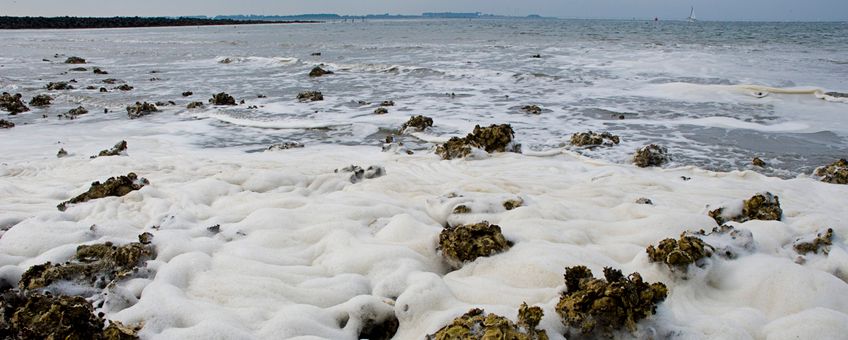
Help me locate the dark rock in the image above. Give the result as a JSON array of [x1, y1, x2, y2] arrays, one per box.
[[267, 142, 305, 151], [708, 192, 782, 225], [335, 165, 385, 184], [57, 148, 68, 158], [209, 92, 236, 105], [647, 235, 713, 273], [633, 144, 669, 167], [438, 221, 510, 268], [65, 106, 89, 118], [29, 94, 53, 107], [814, 159, 848, 184], [0, 92, 29, 114], [793, 228, 834, 255], [297, 91, 323, 102], [556, 266, 667, 337], [138, 232, 154, 245], [436, 124, 520, 160], [65, 56, 86, 64], [0, 291, 110, 340], [380, 100, 395, 107], [824, 92, 848, 98], [752, 157, 766, 167], [219, 58, 233, 64], [115, 84, 133, 91], [86, 85, 97, 90], [126, 102, 157, 119], [311, 52, 321, 56], [102, 78, 119, 84], [57, 172, 149, 211], [100, 87, 108, 93], [0, 119, 14, 129], [309, 66, 333, 77], [257, 94, 266, 98], [374, 107, 388, 115], [186, 101, 204, 109], [69, 67, 88, 71], [531, 54, 542, 58], [93, 67, 108, 74], [46, 81, 74, 90], [182, 91, 193, 97], [570, 131, 620, 147], [357, 309, 400, 340], [503, 198, 524, 211], [521, 105, 542, 114], [92, 140, 127, 158], [427, 305, 548, 340]]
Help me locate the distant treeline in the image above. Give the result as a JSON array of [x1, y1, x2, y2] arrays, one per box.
[[0, 16, 317, 29]]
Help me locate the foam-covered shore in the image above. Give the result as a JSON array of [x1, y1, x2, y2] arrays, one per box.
[[1, 119, 847, 339]]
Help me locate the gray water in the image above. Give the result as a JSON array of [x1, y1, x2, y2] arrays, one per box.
[[1, 19, 847, 177]]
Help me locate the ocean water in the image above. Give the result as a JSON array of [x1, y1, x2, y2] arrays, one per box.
[[2, 20, 848, 339]]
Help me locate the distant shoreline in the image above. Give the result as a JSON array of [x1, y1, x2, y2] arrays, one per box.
[[0, 16, 320, 30]]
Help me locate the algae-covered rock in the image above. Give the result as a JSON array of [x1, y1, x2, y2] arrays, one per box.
[[65, 106, 89, 118], [570, 131, 620, 147], [297, 91, 324, 102], [436, 124, 520, 160], [115, 84, 133, 91], [126, 102, 158, 119], [374, 107, 388, 115], [103, 321, 142, 340], [521, 105, 542, 115], [0, 119, 14, 129], [0, 93, 30, 114], [556, 266, 667, 337], [0, 291, 105, 339], [19, 241, 155, 291], [209, 92, 236, 105], [814, 159, 848, 185], [335, 165, 385, 184], [309, 66, 334, 77], [752, 157, 766, 167], [399, 115, 433, 133], [503, 198, 524, 211], [647, 235, 713, 272], [708, 192, 782, 225], [93, 140, 127, 158], [380, 100, 395, 107], [186, 101, 204, 109], [633, 144, 669, 167], [427, 305, 549, 340], [47, 81, 74, 90], [65, 56, 87, 64], [438, 221, 510, 267], [57, 172, 149, 211], [793, 228, 834, 255], [28, 94, 52, 107]]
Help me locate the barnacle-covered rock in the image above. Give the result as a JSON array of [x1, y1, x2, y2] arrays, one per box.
[[0, 93, 30, 114], [297, 91, 324, 102], [793, 228, 834, 255], [708, 192, 782, 225], [814, 159, 848, 184], [64, 106, 89, 118], [399, 115, 433, 132], [436, 124, 520, 160], [186, 101, 204, 109], [335, 165, 385, 184], [647, 235, 713, 272], [65, 56, 87, 64], [47, 81, 74, 90], [521, 105, 542, 115], [374, 107, 388, 115], [752, 157, 766, 167], [556, 266, 667, 337], [93, 67, 108, 75], [309, 66, 334, 77], [103, 321, 142, 340], [209, 92, 236, 105], [28, 94, 52, 107], [126, 102, 158, 119], [0, 291, 106, 339], [57, 172, 149, 211], [380, 100, 395, 107], [438, 221, 510, 267], [0, 119, 15, 129], [427, 305, 549, 340], [503, 198, 524, 211], [570, 131, 620, 147], [633, 144, 669, 167], [115, 84, 134, 91], [93, 140, 127, 158]]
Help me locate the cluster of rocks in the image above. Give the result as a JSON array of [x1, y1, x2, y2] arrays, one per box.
[[297, 91, 323, 102], [29, 94, 52, 107], [709, 192, 782, 225], [633, 144, 669, 167], [309, 66, 333, 77], [436, 124, 520, 160], [57, 172, 149, 211], [92, 140, 128, 158], [570, 131, 620, 147], [209, 92, 236, 105], [126, 102, 158, 119], [428, 304, 548, 340], [0, 92, 29, 114], [335, 165, 385, 184]]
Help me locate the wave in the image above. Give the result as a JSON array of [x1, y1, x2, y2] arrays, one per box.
[[203, 113, 344, 130]]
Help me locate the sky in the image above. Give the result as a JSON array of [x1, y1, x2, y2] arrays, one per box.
[[1, 0, 846, 21]]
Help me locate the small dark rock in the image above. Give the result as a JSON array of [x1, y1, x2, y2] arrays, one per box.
[[57, 172, 149, 211], [380, 100, 395, 107], [100, 87, 108, 92], [0, 92, 30, 114], [69, 67, 88, 72], [297, 91, 323, 102], [521, 105, 542, 114], [374, 107, 388, 115], [92, 140, 128, 158], [708, 192, 783, 225], [57, 148, 68, 158], [752, 157, 766, 167], [186, 101, 204, 109], [335, 165, 385, 183], [102, 78, 119, 84], [46, 81, 74, 90], [93, 67, 108, 74], [126, 102, 158, 119], [793, 228, 834, 255], [65, 106, 89, 118], [182, 91, 193, 97], [308, 66, 333, 77], [267, 142, 305, 151], [115, 84, 133, 91], [0, 119, 14, 129], [209, 92, 237, 105], [65, 56, 86, 64]]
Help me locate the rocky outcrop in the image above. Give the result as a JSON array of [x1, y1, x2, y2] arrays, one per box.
[[438, 221, 510, 268], [436, 124, 520, 160], [57, 172, 149, 211], [570, 131, 620, 147], [297, 91, 323, 102], [633, 144, 669, 167], [427, 304, 548, 340], [209, 92, 237, 105], [647, 235, 713, 273], [0, 93, 29, 114], [126, 102, 158, 119], [28, 94, 52, 107], [93, 140, 128, 158], [709, 192, 782, 225], [814, 159, 848, 184], [309, 66, 333, 77], [399, 115, 433, 132], [556, 266, 667, 337], [64, 56, 86, 64]]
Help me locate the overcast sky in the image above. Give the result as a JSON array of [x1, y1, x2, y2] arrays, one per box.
[[1, 0, 846, 21]]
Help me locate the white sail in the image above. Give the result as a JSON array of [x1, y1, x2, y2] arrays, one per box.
[[688, 6, 697, 22]]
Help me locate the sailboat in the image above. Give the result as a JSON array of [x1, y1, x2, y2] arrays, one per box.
[[688, 6, 697, 22]]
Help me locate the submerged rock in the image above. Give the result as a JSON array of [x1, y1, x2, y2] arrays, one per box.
[[102, 78, 120, 84], [427, 305, 549, 340], [503, 198, 524, 210], [380, 100, 395, 107], [399, 115, 433, 133], [0, 119, 14, 129], [647, 235, 713, 272], [65, 106, 89, 118], [46, 81, 74, 90], [436, 124, 520, 160], [814, 159, 848, 184], [335, 165, 385, 183], [570, 131, 620, 147], [182, 91, 193, 97], [69, 67, 88, 71], [633, 144, 669, 167], [438, 221, 510, 268], [267, 142, 305, 151], [824, 91, 848, 98], [556, 266, 667, 337], [93, 67, 108, 74], [0, 291, 122, 340], [521, 105, 542, 115], [709, 192, 782, 225], [65, 56, 87, 64], [793, 228, 834, 255], [186, 101, 204, 109], [126, 102, 158, 119], [0, 92, 29, 114], [309, 66, 334, 77], [374, 107, 388, 115], [92, 140, 128, 158], [57, 172, 149, 211], [115, 84, 133, 91], [752, 157, 766, 167], [57, 148, 68, 158], [209, 92, 237, 105], [297, 91, 324, 102], [28, 94, 53, 107]]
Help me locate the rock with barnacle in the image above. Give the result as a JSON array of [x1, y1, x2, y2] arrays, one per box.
[[571, 131, 620, 147], [436, 124, 520, 160], [427, 304, 548, 340], [438, 221, 510, 268], [633, 144, 669, 167], [399, 115, 433, 133], [297, 91, 324, 102], [647, 235, 713, 272], [57, 172, 149, 211], [708, 192, 782, 225], [0, 93, 30, 114], [126, 102, 158, 119], [814, 159, 848, 185]]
